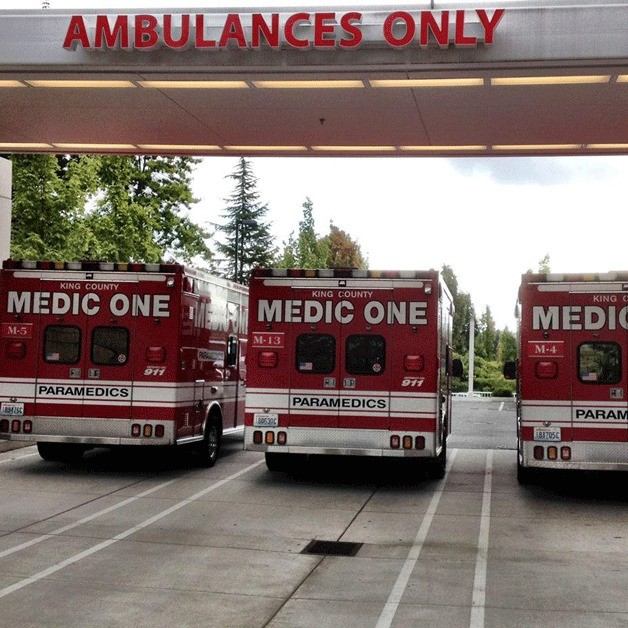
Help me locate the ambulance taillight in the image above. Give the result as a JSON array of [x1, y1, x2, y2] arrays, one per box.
[[6, 341, 26, 359], [258, 351, 278, 368], [146, 346, 166, 363], [404, 355, 424, 371], [535, 361, 558, 379]]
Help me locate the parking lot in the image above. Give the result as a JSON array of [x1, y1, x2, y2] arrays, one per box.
[[0, 397, 625, 627]]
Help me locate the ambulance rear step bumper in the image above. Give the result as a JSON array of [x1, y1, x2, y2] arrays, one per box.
[[245, 426, 440, 458], [0, 416, 176, 446], [520, 440, 628, 471]]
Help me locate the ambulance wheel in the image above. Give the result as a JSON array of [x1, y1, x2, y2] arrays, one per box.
[[265, 452, 291, 472], [37, 442, 85, 463], [517, 459, 537, 485], [199, 419, 221, 468], [427, 441, 447, 480]]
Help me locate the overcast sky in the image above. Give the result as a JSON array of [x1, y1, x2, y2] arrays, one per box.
[[4, 0, 627, 329]]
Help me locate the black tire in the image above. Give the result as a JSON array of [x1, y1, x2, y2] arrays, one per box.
[[426, 441, 447, 480], [198, 418, 221, 468], [37, 442, 85, 463], [517, 458, 537, 485], [265, 452, 293, 472]]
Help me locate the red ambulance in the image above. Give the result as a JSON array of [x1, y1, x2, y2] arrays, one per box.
[[505, 272, 628, 483], [0, 259, 247, 465], [244, 268, 463, 477]]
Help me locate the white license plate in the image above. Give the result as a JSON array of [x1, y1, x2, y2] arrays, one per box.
[[0, 402, 24, 417], [534, 427, 561, 442], [253, 413, 279, 427]]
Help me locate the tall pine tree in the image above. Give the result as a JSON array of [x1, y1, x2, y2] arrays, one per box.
[[214, 158, 275, 283], [278, 197, 328, 268]]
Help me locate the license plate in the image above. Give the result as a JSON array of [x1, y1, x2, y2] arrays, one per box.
[[253, 413, 278, 427], [0, 402, 24, 417], [534, 426, 561, 442]]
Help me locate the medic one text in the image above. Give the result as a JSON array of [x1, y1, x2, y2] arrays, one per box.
[[258, 299, 428, 325], [7, 291, 171, 317], [533, 305, 628, 331]]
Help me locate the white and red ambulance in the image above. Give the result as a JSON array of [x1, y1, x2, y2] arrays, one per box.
[[505, 272, 628, 483], [244, 268, 463, 476], [0, 259, 247, 464]]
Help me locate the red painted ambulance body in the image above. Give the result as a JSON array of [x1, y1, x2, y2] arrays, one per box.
[[0, 260, 247, 464], [512, 272, 628, 482], [244, 268, 461, 476]]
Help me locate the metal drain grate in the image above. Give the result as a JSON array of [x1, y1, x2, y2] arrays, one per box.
[[301, 540, 363, 557]]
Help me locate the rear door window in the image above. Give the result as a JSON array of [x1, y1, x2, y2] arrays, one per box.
[[578, 342, 621, 384], [345, 334, 386, 375], [43, 325, 81, 364], [91, 326, 129, 366], [296, 333, 336, 374]]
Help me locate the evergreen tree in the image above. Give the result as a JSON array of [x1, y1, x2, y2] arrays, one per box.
[[278, 197, 328, 268], [497, 328, 517, 363], [214, 158, 275, 284], [476, 305, 497, 360], [526, 254, 551, 274], [538, 254, 551, 273], [442, 264, 475, 354]]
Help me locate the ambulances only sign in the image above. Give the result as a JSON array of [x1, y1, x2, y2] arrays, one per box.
[[62, 9, 505, 51]]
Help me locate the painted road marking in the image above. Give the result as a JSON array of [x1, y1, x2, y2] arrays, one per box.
[[0, 479, 178, 560], [0, 459, 265, 599], [470, 450, 493, 628], [375, 449, 458, 628]]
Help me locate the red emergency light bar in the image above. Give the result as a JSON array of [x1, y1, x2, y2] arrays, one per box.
[[2, 259, 183, 273], [525, 271, 628, 283], [252, 268, 437, 279]]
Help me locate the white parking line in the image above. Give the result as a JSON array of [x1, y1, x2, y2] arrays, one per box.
[[0, 479, 178, 560], [470, 450, 494, 628], [498, 402, 504, 412], [0, 458, 264, 599], [0, 451, 39, 465], [375, 449, 458, 628]]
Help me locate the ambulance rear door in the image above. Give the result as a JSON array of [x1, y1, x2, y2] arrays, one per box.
[[520, 280, 573, 444], [569, 283, 628, 446], [336, 284, 393, 431], [287, 283, 343, 429], [35, 275, 138, 422]]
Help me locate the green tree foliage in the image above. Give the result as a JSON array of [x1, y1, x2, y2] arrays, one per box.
[[88, 155, 209, 263], [278, 197, 329, 268], [9, 153, 209, 263], [526, 253, 551, 274], [322, 222, 367, 269], [441, 264, 474, 354], [497, 328, 517, 363], [476, 305, 497, 360], [538, 253, 551, 273], [472, 355, 516, 397], [9, 154, 99, 259], [214, 158, 275, 284], [452, 354, 515, 397]]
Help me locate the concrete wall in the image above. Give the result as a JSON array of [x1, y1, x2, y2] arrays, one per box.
[[0, 157, 11, 263]]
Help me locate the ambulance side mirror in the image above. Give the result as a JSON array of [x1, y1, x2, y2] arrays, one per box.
[[503, 361, 517, 380], [451, 358, 464, 378], [226, 336, 238, 368]]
